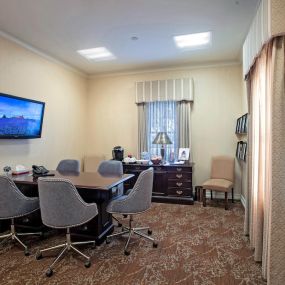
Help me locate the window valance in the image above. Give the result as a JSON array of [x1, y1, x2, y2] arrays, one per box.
[[243, 0, 270, 77], [135, 78, 194, 104]]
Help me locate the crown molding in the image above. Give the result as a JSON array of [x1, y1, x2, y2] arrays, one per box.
[[88, 60, 241, 79], [0, 30, 87, 78], [0, 30, 241, 80]]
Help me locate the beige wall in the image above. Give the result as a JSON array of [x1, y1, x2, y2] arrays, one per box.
[[0, 36, 244, 197], [0, 36, 87, 170], [86, 64, 243, 196]]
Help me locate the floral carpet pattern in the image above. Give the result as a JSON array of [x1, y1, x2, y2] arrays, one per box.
[[0, 202, 266, 285]]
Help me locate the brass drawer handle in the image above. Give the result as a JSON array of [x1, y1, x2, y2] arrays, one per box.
[[157, 167, 162, 171], [176, 190, 183, 195], [176, 174, 183, 179], [177, 168, 182, 172], [135, 167, 140, 170], [176, 182, 183, 187]]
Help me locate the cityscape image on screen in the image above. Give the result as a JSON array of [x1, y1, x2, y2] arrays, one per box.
[[0, 94, 45, 138]]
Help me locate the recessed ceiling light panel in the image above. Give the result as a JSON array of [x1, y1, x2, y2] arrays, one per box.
[[174, 32, 212, 49], [77, 47, 115, 61]]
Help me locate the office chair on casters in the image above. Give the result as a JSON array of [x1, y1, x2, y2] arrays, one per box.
[[36, 178, 98, 277], [97, 160, 124, 227], [106, 167, 158, 255], [56, 159, 80, 173], [0, 175, 42, 256]]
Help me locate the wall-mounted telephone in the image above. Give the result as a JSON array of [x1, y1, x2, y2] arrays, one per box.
[[32, 165, 49, 175]]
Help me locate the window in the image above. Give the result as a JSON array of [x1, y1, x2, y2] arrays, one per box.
[[147, 101, 177, 160]]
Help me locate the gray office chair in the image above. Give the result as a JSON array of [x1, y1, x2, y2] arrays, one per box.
[[106, 167, 158, 255], [0, 175, 41, 255], [36, 178, 98, 277], [98, 160, 124, 227], [56, 159, 80, 173]]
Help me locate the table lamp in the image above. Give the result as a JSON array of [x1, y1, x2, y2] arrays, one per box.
[[152, 132, 172, 161]]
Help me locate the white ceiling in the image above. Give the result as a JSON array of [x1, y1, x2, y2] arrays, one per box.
[[0, 0, 259, 75]]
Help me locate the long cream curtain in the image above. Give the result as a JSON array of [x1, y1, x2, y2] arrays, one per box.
[[269, 36, 285, 284], [138, 103, 148, 156], [245, 36, 285, 282], [177, 101, 191, 149]]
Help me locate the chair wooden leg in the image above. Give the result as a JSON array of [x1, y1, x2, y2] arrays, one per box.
[[210, 191, 213, 200], [225, 192, 229, 210], [203, 189, 206, 207], [232, 188, 234, 203]]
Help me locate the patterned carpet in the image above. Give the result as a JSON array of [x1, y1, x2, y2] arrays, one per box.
[[0, 202, 266, 285]]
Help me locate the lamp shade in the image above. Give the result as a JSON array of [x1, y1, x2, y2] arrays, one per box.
[[152, 132, 172, 145]]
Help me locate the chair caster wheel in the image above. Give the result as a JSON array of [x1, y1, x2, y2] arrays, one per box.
[[123, 215, 128, 218], [39, 233, 45, 240], [153, 242, 158, 248], [84, 260, 91, 268], [91, 242, 96, 249], [46, 268, 53, 277], [106, 239, 110, 244], [124, 250, 130, 256], [36, 252, 42, 260], [24, 249, 30, 256], [118, 223, 122, 227], [147, 229, 152, 235]]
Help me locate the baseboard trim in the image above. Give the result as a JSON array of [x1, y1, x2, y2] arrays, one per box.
[[240, 195, 246, 208]]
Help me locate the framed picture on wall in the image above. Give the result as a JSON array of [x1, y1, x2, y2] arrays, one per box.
[[240, 116, 244, 133], [178, 148, 190, 161], [242, 142, 247, 161], [235, 118, 240, 133], [244, 113, 248, 133], [235, 113, 248, 134], [236, 117, 242, 133], [236, 141, 247, 161], [236, 142, 240, 158]]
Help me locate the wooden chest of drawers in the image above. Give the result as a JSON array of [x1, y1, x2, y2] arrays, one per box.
[[123, 163, 194, 205]]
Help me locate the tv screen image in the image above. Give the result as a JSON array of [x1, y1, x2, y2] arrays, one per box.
[[0, 93, 45, 139]]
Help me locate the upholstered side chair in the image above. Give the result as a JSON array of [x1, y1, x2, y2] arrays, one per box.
[[56, 159, 80, 173], [106, 167, 158, 255], [202, 156, 235, 210], [36, 178, 98, 277], [0, 175, 41, 255]]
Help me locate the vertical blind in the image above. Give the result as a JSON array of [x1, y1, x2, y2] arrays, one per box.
[[147, 101, 177, 160]]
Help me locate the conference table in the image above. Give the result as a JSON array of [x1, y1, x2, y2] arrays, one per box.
[[10, 170, 134, 244]]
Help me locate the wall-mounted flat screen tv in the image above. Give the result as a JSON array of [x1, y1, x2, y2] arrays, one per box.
[[0, 93, 45, 139]]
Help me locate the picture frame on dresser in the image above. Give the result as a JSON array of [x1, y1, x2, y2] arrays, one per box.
[[178, 148, 190, 161]]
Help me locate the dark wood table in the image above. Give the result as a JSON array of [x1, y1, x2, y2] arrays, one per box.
[[9, 171, 134, 244]]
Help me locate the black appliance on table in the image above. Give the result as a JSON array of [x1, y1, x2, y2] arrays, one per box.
[[112, 146, 124, 161]]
